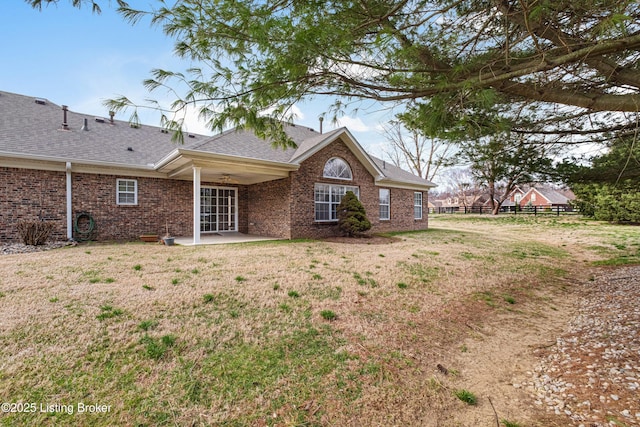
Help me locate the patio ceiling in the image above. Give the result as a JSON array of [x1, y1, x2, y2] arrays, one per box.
[[155, 149, 298, 185]]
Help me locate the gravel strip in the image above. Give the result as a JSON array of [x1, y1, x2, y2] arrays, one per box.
[[0, 241, 69, 255], [524, 265, 640, 426]]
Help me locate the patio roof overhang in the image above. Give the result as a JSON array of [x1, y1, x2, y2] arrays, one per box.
[[155, 149, 299, 185]]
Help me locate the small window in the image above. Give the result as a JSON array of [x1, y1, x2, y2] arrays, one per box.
[[379, 189, 390, 220], [323, 157, 352, 180], [531, 193, 537, 202], [414, 192, 423, 219], [117, 179, 137, 205]]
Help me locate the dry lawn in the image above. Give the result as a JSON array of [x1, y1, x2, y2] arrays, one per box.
[[0, 215, 638, 426]]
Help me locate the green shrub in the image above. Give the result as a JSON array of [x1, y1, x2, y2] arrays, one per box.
[[337, 191, 371, 237]]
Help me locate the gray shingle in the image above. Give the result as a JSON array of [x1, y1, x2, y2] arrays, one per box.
[[0, 90, 203, 166], [370, 156, 436, 187]]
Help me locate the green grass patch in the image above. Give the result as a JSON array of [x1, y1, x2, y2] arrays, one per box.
[[140, 334, 177, 360], [138, 320, 158, 331], [508, 242, 568, 259], [320, 310, 337, 321], [398, 262, 440, 286], [592, 253, 640, 266], [288, 290, 300, 298], [353, 272, 377, 287], [454, 389, 477, 405], [96, 305, 124, 321]]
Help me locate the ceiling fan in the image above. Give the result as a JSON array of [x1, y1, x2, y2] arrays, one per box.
[[220, 173, 241, 184]]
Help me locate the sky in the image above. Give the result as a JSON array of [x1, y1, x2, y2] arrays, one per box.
[[0, 0, 395, 158]]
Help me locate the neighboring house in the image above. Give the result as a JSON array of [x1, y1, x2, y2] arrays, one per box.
[[520, 186, 575, 209], [0, 90, 435, 243], [499, 186, 526, 211], [430, 194, 487, 213]]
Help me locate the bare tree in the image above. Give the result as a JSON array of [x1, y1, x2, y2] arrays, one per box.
[[381, 120, 454, 182], [445, 168, 485, 210]]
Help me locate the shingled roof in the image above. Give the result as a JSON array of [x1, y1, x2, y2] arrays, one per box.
[[0, 90, 435, 189], [0, 90, 204, 167]]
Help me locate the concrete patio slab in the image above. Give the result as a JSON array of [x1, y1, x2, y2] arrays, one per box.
[[173, 232, 280, 246]]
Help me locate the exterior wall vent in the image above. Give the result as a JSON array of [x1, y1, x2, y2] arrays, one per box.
[[35, 98, 46, 105]]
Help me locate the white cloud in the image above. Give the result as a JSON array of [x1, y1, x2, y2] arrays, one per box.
[[336, 116, 370, 132]]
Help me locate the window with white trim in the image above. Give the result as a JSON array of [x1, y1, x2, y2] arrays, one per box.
[[117, 179, 138, 205], [315, 184, 359, 221], [379, 188, 390, 220], [414, 192, 423, 219], [323, 157, 353, 180]]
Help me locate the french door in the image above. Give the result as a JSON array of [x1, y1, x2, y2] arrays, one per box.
[[200, 187, 237, 232]]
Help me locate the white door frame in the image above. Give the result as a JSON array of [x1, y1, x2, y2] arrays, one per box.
[[200, 185, 238, 233]]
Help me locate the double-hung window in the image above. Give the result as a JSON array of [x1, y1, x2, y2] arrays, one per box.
[[315, 184, 359, 221], [379, 189, 390, 220], [117, 179, 138, 206], [414, 192, 423, 219]]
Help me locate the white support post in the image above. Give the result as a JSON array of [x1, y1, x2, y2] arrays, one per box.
[[193, 167, 201, 244], [66, 162, 73, 240]]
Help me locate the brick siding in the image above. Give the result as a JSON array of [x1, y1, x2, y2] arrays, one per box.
[[0, 167, 67, 241], [247, 177, 292, 239], [71, 173, 193, 241], [1, 138, 429, 242], [288, 137, 428, 239]]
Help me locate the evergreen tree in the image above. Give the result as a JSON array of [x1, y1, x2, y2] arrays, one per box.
[[337, 191, 371, 237], [560, 138, 640, 223]]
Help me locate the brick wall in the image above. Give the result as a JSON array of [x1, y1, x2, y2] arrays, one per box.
[[71, 173, 193, 241], [288, 138, 428, 239], [374, 187, 429, 233], [0, 167, 67, 242], [247, 177, 292, 239]]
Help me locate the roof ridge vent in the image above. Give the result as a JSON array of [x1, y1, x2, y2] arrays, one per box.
[[95, 117, 105, 123]]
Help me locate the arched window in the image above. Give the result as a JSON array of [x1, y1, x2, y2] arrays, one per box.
[[323, 157, 352, 180]]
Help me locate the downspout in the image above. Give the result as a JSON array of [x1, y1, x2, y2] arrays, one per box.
[[66, 162, 73, 240]]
